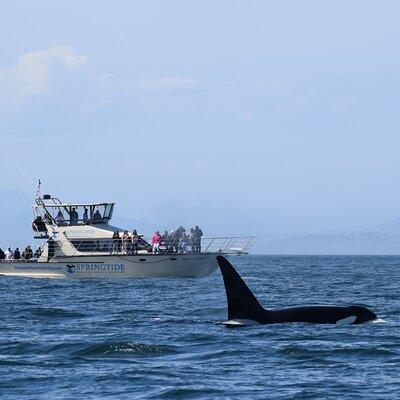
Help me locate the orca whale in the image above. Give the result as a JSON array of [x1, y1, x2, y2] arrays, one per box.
[[216, 256, 377, 326]]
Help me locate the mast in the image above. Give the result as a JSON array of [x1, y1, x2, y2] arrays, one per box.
[[35, 179, 42, 199]]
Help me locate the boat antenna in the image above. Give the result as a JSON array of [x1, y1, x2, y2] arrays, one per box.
[[35, 179, 43, 199]]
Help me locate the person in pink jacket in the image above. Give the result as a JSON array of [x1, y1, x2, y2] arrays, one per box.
[[151, 231, 161, 254]]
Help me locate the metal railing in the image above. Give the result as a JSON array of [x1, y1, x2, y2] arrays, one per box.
[[50, 236, 257, 258]]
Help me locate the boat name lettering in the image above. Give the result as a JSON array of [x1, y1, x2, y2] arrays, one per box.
[[66, 263, 125, 274], [67, 229, 95, 236]]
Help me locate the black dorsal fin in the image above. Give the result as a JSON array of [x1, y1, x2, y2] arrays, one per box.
[[217, 256, 268, 323]]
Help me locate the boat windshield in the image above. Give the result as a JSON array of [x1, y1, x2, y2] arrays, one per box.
[[42, 203, 114, 226]]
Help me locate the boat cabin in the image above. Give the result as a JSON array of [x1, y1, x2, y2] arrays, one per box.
[[33, 195, 114, 227]]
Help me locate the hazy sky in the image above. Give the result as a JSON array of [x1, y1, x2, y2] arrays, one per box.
[[0, 1, 399, 249]]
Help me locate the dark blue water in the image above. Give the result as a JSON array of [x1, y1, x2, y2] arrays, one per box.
[[0, 256, 399, 399]]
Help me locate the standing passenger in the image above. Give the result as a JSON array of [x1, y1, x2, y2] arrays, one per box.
[[194, 225, 203, 252], [161, 230, 170, 252], [122, 230, 130, 254], [131, 230, 139, 254], [151, 231, 161, 254], [0, 248, 5, 260], [178, 233, 189, 253], [70, 207, 79, 224], [82, 208, 89, 223], [112, 231, 120, 253], [189, 228, 196, 253]]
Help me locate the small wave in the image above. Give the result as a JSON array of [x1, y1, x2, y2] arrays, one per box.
[[73, 342, 178, 358], [158, 387, 222, 399], [31, 307, 87, 318], [279, 345, 396, 358], [372, 318, 388, 324]]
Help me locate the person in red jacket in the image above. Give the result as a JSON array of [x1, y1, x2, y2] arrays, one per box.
[[151, 231, 161, 254]]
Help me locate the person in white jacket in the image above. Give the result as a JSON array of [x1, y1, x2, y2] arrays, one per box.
[[5, 247, 13, 261]]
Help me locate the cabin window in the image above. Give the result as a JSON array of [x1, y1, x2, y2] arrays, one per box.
[[70, 240, 113, 253]]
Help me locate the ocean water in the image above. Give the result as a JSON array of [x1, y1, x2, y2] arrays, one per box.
[[0, 255, 399, 399]]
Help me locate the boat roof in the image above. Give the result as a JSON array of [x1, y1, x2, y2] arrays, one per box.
[[38, 202, 115, 207]]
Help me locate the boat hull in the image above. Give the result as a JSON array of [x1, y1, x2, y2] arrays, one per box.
[[0, 253, 220, 279]]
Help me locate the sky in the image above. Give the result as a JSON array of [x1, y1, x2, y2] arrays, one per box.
[[0, 1, 399, 251]]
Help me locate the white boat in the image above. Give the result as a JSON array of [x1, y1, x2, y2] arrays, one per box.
[[0, 194, 256, 279]]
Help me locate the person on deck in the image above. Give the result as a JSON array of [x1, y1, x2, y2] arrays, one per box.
[[5, 247, 13, 260], [131, 230, 140, 254], [55, 210, 65, 225], [178, 233, 190, 253], [82, 208, 89, 223], [112, 230, 121, 253], [194, 225, 203, 253], [0, 248, 5, 260], [161, 231, 170, 252], [93, 209, 102, 221], [151, 231, 161, 254], [122, 230, 130, 254], [70, 207, 79, 224], [13, 248, 21, 260], [34, 247, 42, 259], [22, 246, 33, 259], [189, 228, 196, 253], [172, 226, 184, 253]]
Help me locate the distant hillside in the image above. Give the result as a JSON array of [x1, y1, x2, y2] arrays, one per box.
[[372, 217, 400, 235], [265, 215, 400, 255], [265, 232, 400, 255]]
